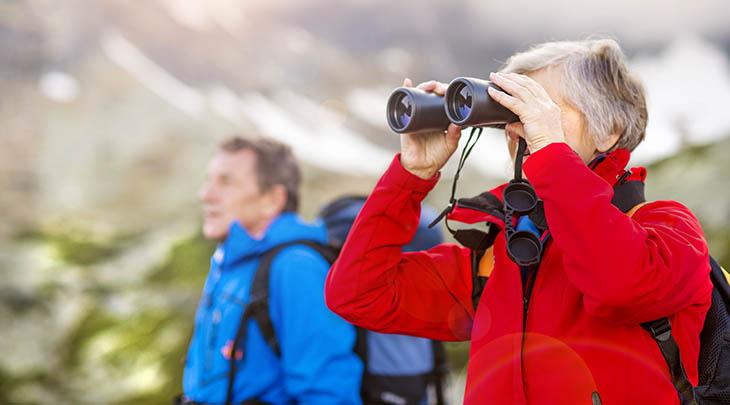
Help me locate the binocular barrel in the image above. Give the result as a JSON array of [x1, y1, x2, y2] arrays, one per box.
[[385, 77, 519, 134], [444, 77, 518, 127], [386, 88, 450, 134]]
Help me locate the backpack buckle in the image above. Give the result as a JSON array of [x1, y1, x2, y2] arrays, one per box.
[[644, 319, 672, 342]]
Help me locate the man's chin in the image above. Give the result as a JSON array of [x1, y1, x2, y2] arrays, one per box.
[[202, 225, 227, 241]]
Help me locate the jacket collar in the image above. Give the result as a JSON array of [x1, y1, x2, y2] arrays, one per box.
[[590, 148, 646, 185], [213, 212, 328, 269], [445, 147, 646, 226]]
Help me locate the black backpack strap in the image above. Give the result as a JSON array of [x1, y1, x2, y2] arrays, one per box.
[[710, 256, 730, 303], [614, 175, 699, 401], [247, 247, 286, 356], [247, 240, 338, 356], [641, 318, 697, 404], [225, 240, 336, 405], [430, 340, 449, 405], [471, 249, 488, 312]]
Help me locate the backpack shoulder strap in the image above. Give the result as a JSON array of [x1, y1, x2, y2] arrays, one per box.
[[225, 240, 337, 405], [430, 340, 448, 405], [471, 249, 489, 312], [709, 256, 730, 303], [629, 202, 699, 404], [246, 240, 338, 356], [640, 318, 696, 404]]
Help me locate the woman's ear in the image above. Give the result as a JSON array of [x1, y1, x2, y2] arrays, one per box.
[[596, 133, 621, 153]]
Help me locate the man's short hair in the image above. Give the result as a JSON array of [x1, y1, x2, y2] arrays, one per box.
[[219, 136, 301, 212]]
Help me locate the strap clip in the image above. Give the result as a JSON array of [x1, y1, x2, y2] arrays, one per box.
[[644, 318, 672, 342]]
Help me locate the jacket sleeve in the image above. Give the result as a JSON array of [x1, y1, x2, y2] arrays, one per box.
[[270, 247, 363, 404], [523, 142, 712, 322], [325, 154, 475, 341]]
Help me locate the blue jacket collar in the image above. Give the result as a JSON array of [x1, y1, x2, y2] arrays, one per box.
[[214, 212, 328, 269]]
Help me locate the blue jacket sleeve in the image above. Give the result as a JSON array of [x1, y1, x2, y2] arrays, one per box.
[[269, 246, 363, 404]]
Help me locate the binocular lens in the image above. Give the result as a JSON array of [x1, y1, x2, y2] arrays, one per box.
[[393, 92, 413, 129], [507, 231, 542, 266], [503, 180, 539, 214], [452, 83, 473, 121], [386, 88, 451, 134], [445, 77, 519, 127]]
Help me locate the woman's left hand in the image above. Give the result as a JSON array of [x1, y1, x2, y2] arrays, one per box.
[[488, 72, 566, 154]]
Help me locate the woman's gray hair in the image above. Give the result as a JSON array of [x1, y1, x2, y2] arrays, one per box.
[[500, 38, 647, 152]]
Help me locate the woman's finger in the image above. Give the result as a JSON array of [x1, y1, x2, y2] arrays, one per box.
[[487, 86, 523, 115], [432, 81, 448, 96], [445, 124, 462, 151], [490, 72, 532, 102], [416, 80, 437, 91], [504, 73, 550, 100], [501, 73, 542, 98], [403, 78, 413, 87]]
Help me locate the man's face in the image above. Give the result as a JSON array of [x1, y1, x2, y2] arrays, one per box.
[[198, 149, 268, 241]]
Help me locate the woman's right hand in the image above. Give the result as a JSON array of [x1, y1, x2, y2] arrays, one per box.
[[399, 78, 462, 180]]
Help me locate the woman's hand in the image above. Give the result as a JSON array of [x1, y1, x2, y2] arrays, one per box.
[[487, 72, 566, 154], [399, 78, 462, 180]]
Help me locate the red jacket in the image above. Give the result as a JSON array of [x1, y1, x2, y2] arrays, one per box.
[[325, 143, 712, 405]]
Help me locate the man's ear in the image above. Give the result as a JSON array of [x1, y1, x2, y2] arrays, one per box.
[[597, 133, 621, 153], [261, 184, 287, 218]]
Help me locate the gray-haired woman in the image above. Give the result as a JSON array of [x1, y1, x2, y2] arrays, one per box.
[[325, 39, 712, 404]]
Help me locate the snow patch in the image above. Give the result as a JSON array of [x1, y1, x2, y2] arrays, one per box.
[[39, 71, 79, 103], [101, 30, 206, 117]]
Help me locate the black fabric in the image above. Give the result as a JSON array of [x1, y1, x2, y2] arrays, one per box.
[[527, 201, 548, 231], [611, 180, 646, 212], [452, 227, 498, 252], [449, 192, 504, 251], [693, 258, 730, 404], [360, 373, 431, 405], [456, 192, 505, 222], [710, 257, 730, 304], [430, 340, 449, 405], [471, 250, 488, 311]]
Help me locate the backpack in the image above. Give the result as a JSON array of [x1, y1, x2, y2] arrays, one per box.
[[225, 196, 449, 405], [464, 176, 730, 405]]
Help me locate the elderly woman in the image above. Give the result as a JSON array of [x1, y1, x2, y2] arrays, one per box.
[[325, 39, 712, 404]]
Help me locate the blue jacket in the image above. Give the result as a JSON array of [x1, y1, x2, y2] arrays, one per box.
[[183, 213, 362, 404]]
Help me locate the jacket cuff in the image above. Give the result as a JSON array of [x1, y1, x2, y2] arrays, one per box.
[[385, 153, 441, 192]]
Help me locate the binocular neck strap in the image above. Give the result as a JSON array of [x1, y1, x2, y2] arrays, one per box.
[[429, 127, 483, 231], [514, 138, 527, 181], [450, 127, 483, 204]]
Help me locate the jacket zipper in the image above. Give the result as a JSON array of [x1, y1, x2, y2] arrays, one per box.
[[520, 264, 538, 397]]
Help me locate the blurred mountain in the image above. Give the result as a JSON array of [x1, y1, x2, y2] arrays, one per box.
[[2, 0, 730, 235]]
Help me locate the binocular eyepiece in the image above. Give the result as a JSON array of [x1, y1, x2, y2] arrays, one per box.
[[386, 77, 519, 134]]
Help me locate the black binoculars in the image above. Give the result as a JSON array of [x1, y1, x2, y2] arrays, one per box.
[[386, 77, 519, 134]]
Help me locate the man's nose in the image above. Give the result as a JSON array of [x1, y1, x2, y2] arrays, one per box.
[[198, 183, 214, 202]]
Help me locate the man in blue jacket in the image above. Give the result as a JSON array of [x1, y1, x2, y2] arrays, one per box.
[[181, 136, 362, 404]]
